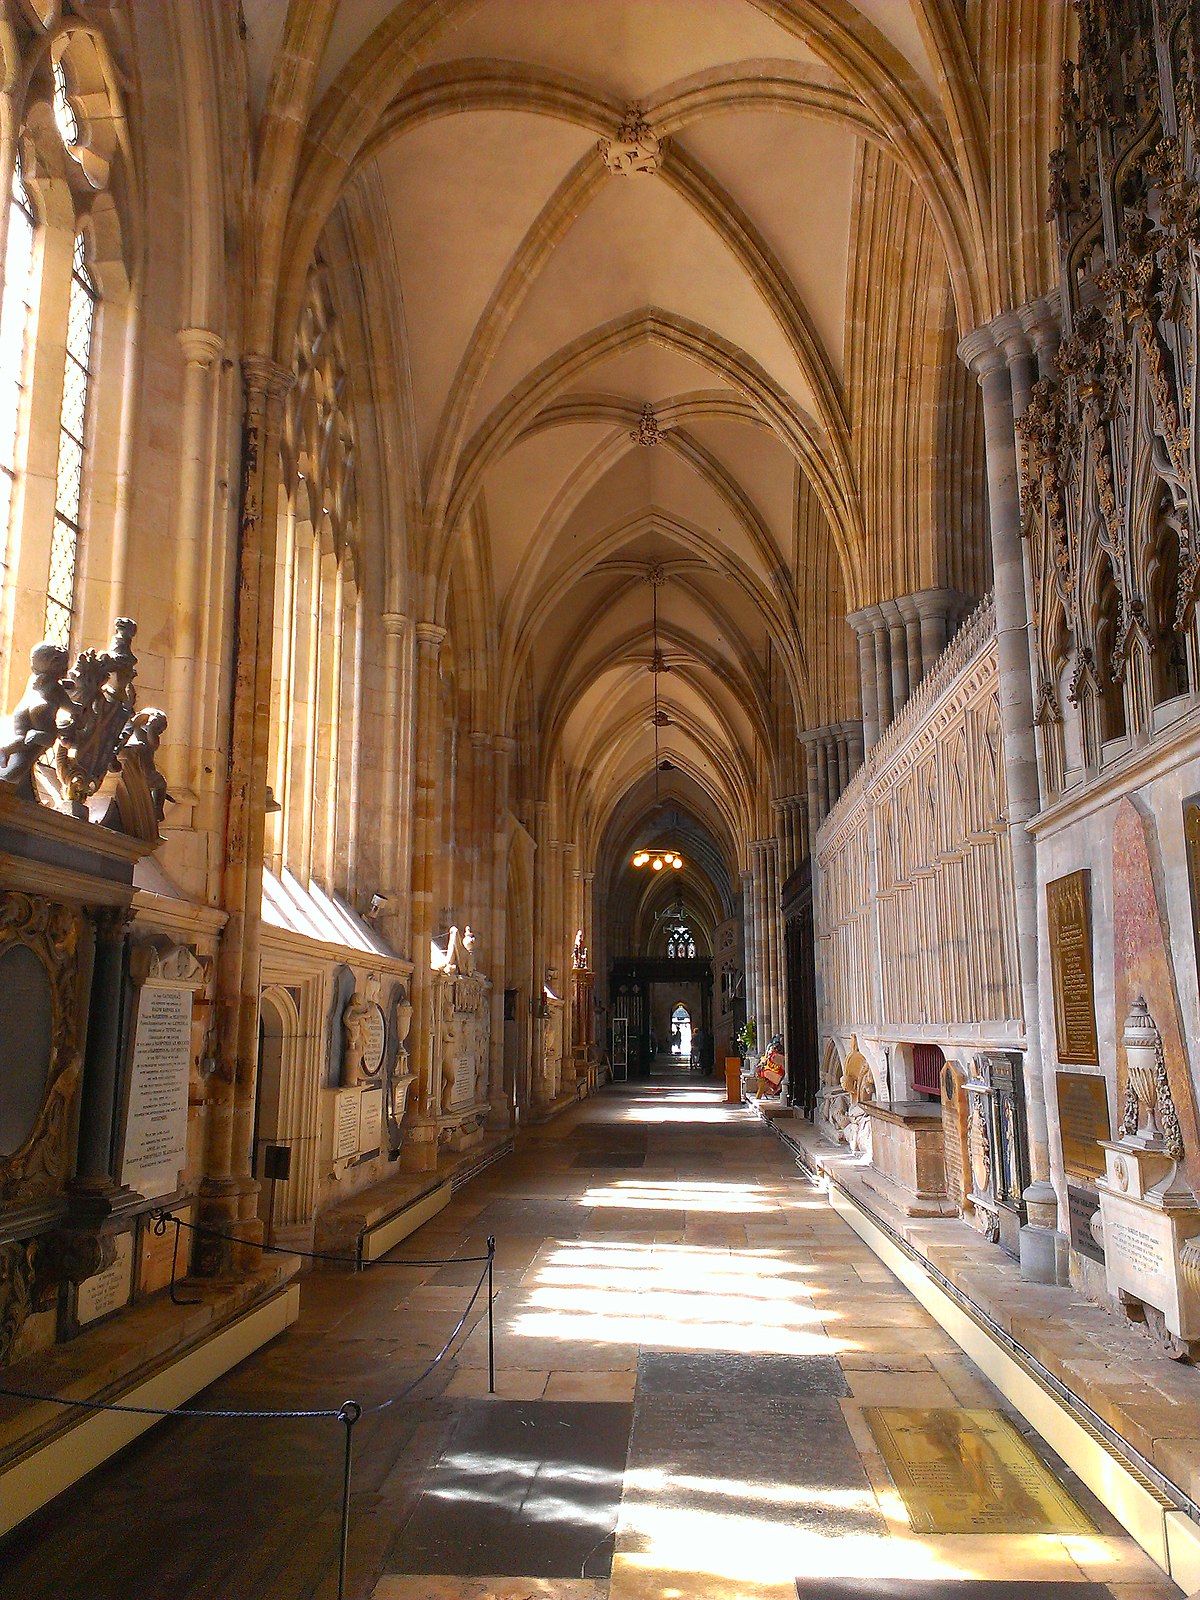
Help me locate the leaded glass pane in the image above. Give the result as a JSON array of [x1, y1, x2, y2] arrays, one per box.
[[46, 516, 77, 639], [44, 234, 97, 643], [54, 432, 83, 521], [60, 354, 88, 443], [52, 61, 79, 148], [0, 161, 35, 582]]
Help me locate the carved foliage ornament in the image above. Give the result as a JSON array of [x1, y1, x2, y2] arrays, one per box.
[[599, 104, 665, 175], [1018, 0, 1200, 778]]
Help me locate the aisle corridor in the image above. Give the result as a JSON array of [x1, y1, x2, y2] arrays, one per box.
[[0, 1080, 1181, 1600]]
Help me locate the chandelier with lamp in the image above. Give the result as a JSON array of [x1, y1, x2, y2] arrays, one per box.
[[631, 565, 684, 874]]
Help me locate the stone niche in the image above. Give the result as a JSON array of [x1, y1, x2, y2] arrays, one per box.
[[432, 926, 491, 1153]]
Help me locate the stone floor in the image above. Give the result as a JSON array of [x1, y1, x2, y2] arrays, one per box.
[[0, 1071, 1184, 1600]]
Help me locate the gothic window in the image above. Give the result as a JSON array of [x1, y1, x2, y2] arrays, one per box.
[[44, 233, 97, 648], [667, 926, 695, 959], [0, 160, 35, 587], [269, 259, 364, 898]]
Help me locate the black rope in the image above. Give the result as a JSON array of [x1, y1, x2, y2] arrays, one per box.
[[0, 1385, 344, 1422], [152, 1210, 492, 1268], [0, 1238, 496, 1424]]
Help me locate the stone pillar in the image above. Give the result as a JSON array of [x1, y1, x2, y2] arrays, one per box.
[[803, 738, 821, 848], [960, 318, 1059, 1281], [488, 735, 516, 1126], [898, 594, 922, 696], [69, 909, 135, 1217], [883, 600, 910, 718], [765, 839, 782, 1042], [378, 612, 411, 952], [849, 608, 881, 749], [873, 620, 894, 731], [740, 866, 757, 1048], [815, 739, 830, 821], [913, 589, 952, 678], [168, 327, 224, 799], [835, 727, 851, 794], [403, 621, 447, 1172], [205, 354, 291, 1265]]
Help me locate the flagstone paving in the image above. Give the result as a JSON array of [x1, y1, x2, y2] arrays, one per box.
[[0, 1071, 1184, 1599]]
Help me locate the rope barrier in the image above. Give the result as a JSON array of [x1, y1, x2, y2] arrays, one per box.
[[151, 1209, 494, 1268], [0, 1232, 499, 1599]]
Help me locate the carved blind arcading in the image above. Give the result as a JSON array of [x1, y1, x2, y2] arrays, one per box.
[[1020, 0, 1200, 787]]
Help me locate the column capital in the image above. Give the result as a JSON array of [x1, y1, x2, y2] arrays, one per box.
[[957, 323, 1008, 379], [178, 326, 224, 366], [581, 871, 595, 885], [381, 610, 409, 637], [846, 603, 884, 636], [240, 352, 293, 403], [492, 733, 518, 755], [414, 620, 447, 649], [1018, 290, 1062, 353]]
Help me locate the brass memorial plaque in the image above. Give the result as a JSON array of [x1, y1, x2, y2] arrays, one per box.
[[1055, 1071, 1111, 1180], [1046, 870, 1100, 1065], [863, 1407, 1096, 1535]]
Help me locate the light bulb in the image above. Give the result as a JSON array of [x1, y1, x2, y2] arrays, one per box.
[[652, 858, 663, 870], [672, 857, 683, 868]]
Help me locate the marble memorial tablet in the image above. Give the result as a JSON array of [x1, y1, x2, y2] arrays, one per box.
[[1055, 1071, 1110, 1179], [359, 1084, 383, 1152], [1046, 870, 1099, 1065], [334, 1089, 360, 1160], [77, 1231, 133, 1326], [361, 1003, 386, 1077], [121, 981, 193, 1199]]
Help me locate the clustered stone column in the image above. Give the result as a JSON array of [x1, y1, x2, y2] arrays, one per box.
[[849, 589, 968, 749], [959, 301, 1061, 1282], [747, 840, 784, 1047], [204, 354, 291, 1269], [402, 620, 448, 1173], [801, 722, 864, 844]]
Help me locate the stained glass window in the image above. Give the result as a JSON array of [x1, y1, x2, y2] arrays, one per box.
[[0, 159, 35, 588], [44, 232, 96, 648], [667, 927, 695, 959]]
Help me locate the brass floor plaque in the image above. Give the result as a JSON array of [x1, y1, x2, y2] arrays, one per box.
[[862, 1408, 1097, 1535]]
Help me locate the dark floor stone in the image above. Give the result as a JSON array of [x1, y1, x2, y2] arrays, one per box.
[[470, 1199, 589, 1236], [630, 1394, 884, 1536], [386, 1400, 632, 1579], [638, 1351, 850, 1399], [796, 1585, 1113, 1598], [570, 1153, 647, 1168]]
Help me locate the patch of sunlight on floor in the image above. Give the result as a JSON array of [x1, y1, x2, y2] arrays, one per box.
[[580, 1179, 775, 1214], [619, 1105, 744, 1124], [617, 1503, 987, 1585], [626, 1469, 880, 1513], [506, 1239, 845, 1354]]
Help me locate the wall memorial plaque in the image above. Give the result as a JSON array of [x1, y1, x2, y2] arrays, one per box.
[[121, 980, 193, 1200], [1055, 1071, 1110, 1180], [362, 1003, 386, 1077], [334, 1088, 360, 1160], [77, 1231, 133, 1325], [1046, 870, 1099, 1065], [359, 1085, 383, 1153], [1066, 1184, 1103, 1263]]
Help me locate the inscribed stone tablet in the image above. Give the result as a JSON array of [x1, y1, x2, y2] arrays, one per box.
[[1055, 1071, 1110, 1179], [121, 981, 192, 1199], [1046, 871, 1099, 1065], [77, 1231, 133, 1325], [1066, 1184, 1104, 1264], [362, 1003, 386, 1077], [334, 1089, 360, 1160], [359, 1085, 383, 1153]]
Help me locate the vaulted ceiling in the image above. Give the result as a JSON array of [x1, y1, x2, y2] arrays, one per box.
[[241, 0, 1062, 880]]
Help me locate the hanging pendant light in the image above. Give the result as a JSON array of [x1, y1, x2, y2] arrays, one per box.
[[631, 566, 684, 872]]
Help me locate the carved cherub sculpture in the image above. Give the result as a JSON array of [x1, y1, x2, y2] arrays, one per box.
[[122, 708, 171, 819], [0, 642, 74, 794], [341, 991, 375, 1086]]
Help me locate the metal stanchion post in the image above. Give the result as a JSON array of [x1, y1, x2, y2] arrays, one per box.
[[487, 1235, 496, 1395], [337, 1400, 361, 1600]]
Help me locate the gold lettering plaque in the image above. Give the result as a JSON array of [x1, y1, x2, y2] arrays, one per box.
[[1047, 870, 1100, 1065], [864, 1407, 1095, 1535], [1055, 1071, 1111, 1180]]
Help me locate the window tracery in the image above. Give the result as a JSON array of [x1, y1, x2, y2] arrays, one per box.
[[666, 926, 695, 960], [0, 161, 35, 591], [269, 259, 364, 897], [44, 232, 96, 648]]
